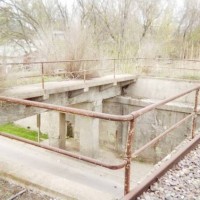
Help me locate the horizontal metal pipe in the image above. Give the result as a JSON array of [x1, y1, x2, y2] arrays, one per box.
[[0, 131, 126, 170], [0, 86, 199, 123], [15, 66, 200, 80], [132, 113, 194, 158], [48, 67, 113, 74], [0, 96, 133, 122], [0, 86, 200, 122], [131, 86, 200, 119], [1, 57, 200, 66], [139, 65, 200, 71], [18, 67, 113, 79], [123, 133, 200, 200]]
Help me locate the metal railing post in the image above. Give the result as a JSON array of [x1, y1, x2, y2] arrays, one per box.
[[41, 62, 44, 90], [37, 114, 41, 143], [191, 89, 199, 138], [114, 59, 116, 80], [83, 63, 86, 84], [124, 119, 135, 195]]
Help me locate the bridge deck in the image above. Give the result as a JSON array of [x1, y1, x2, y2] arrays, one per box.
[[0, 74, 136, 99]]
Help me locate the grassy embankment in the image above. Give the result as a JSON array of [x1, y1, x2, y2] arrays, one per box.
[[0, 123, 48, 142]]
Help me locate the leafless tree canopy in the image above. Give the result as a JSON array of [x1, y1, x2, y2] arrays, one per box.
[[1, 0, 200, 60]]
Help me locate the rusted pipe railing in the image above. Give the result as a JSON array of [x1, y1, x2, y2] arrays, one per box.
[[191, 89, 199, 138], [0, 84, 200, 196], [131, 85, 200, 119], [139, 65, 200, 72], [1, 58, 200, 91], [124, 120, 135, 194], [41, 62, 44, 90], [113, 59, 116, 81], [125, 87, 200, 197], [0, 96, 133, 122], [0, 131, 126, 170], [1, 57, 200, 66], [1, 85, 199, 123], [83, 64, 86, 84], [123, 133, 200, 200], [132, 113, 194, 158]]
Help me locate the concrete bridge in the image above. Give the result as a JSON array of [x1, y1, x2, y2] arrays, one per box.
[[1, 73, 200, 162], [0, 74, 136, 157], [1, 68, 200, 199]]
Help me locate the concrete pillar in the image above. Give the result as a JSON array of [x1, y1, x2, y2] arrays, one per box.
[[121, 105, 129, 152], [48, 111, 66, 149], [79, 100, 102, 158], [59, 112, 66, 149]]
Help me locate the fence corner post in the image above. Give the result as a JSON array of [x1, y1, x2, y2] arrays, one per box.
[[124, 119, 135, 195], [191, 89, 199, 138]]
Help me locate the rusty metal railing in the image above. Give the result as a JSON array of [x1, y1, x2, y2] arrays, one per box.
[[1, 57, 200, 90], [0, 59, 119, 90], [0, 85, 199, 196]]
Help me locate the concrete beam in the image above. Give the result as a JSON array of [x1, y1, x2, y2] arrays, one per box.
[[0, 75, 136, 99], [0, 92, 68, 125], [106, 96, 196, 114], [0, 76, 135, 125], [68, 89, 84, 98], [0, 102, 46, 125], [68, 86, 121, 105]]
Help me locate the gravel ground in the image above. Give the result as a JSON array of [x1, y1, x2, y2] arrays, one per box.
[[0, 178, 58, 200], [138, 144, 200, 200]]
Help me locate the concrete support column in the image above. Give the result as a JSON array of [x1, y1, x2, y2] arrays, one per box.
[[59, 112, 66, 149], [48, 111, 66, 149], [80, 100, 102, 158]]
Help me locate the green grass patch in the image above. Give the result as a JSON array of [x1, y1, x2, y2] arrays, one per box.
[[0, 123, 48, 142]]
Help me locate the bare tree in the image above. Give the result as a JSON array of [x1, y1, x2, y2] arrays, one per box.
[[1, 0, 200, 60], [136, 0, 164, 41]]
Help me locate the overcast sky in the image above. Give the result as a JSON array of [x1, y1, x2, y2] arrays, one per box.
[[58, 0, 184, 11]]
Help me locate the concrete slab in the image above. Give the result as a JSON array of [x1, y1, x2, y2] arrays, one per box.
[[0, 75, 136, 99], [0, 136, 153, 200]]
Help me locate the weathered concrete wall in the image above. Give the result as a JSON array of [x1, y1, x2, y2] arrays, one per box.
[[123, 104, 192, 163], [100, 102, 123, 152], [103, 98, 200, 163], [0, 92, 68, 125], [101, 76, 200, 162], [125, 77, 200, 104], [15, 102, 102, 157]]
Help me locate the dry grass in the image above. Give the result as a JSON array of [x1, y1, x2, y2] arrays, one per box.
[[34, 26, 101, 79]]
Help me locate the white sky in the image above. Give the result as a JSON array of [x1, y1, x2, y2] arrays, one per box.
[[58, 0, 184, 11], [58, 0, 75, 9]]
